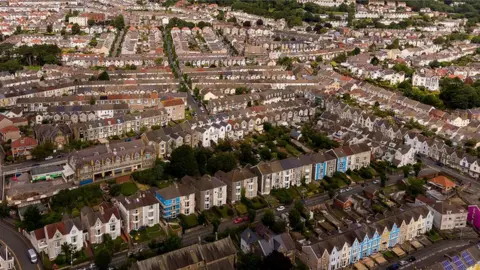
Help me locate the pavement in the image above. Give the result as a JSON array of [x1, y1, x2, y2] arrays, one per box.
[[0, 220, 41, 270]]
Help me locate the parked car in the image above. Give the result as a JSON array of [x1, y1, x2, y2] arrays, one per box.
[[233, 217, 243, 224], [408, 256, 416, 262], [242, 216, 249, 222], [276, 205, 285, 211], [399, 260, 408, 266], [45, 156, 53, 160], [28, 249, 37, 264]]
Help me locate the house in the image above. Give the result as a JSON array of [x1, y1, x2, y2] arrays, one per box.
[[240, 225, 296, 263], [155, 183, 196, 220], [412, 69, 440, 91], [0, 115, 13, 130], [428, 175, 456, 194], [181, 175, 227, 211], [114, 191, 160, 232], [80, 205, 121, 244], [467, 205, 480, 230], [161, 98, 185, 121], [431, 201, 467, 230], [67, 140, 156, 184], [11, 136, 37, 159], [0, 126, 20, 142], [34, 124, 72, 149], [215, 167, 258, 203], [334, 193, 353, 210], [134, 237, 237, 270], [29, 218, 84, 260], [298, 206, 433, 270], [0, 243, 14, 270]]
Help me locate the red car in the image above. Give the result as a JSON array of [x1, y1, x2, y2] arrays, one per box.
[[242, 216, 249, 222], [233, 217, 243, 224]]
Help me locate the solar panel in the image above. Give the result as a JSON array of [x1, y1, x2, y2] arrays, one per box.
[[452, 256, 466, 270], [461, 251, 475, 266], [442, 260, 454, 270]]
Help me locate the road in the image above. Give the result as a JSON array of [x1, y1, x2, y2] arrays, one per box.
[[163, 28, 206, 117], [385, 239, 474, 270], [420, 156, 480, 188], [0, 220, 40, 270]]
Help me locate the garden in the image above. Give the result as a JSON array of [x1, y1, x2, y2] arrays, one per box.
[[203, 205, 234, 221], [130, 224, 166, 243], [178, 214, 200, 230]]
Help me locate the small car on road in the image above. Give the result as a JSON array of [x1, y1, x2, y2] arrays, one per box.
[[276, 205, 285, 211]]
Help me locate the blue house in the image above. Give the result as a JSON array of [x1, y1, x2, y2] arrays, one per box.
[[388, 223, 400, 247], [312, 151, 337, 180], [155, 183, 194, 220], [328, 146, 352, 173]]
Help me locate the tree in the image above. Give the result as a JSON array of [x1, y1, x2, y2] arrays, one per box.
[[61, 243, 74, 264], [288, 209, 303, 231], [403, 165, 411, 178], [413, 162, 422, 177], [98, 71, 110, 81], [262, 209, 275, 227], [71, 23, 81, 35], [305, 26, 312, 32], [154, 57, 163, 65], [429, 60, 441, 69], [370, 56, 380, 66], [0, 202, 10, 219], [433, 36, 446, 45], [259, 147, 272, 160], [256, 19, 263, 26], [247, 209, 256, 223], [211, 218, 220, 233], [46, 24, 53, 33], [262, 250, 293, 270], [113, 15, 125, 30], [237, 252, 262, 270], [169, 145, 199, 177], [243, 21, 252, 27], [294, 200, 305, 215], [88, 19, 95, 27], [31, 141, 55, 160], [406, 177, 425, 198], [380, 173, 387, 188], [352, 47, 361, 55], [89, 38, 98, 47], [23, 206, 42, 231], [94, 249, 112, 270]]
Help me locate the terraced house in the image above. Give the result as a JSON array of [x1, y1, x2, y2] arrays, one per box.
[[154, 183, 196, 220], [298, 206, 434, 270], [67, 140, 156, 184], [252, 143, 371, 195]]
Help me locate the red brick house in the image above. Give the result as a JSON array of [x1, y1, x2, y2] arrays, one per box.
[[334, 194, 353, 210], [12, 136, 38, 159]]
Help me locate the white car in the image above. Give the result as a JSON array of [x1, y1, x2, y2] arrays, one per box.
[[276, 205, 285, 211], [399, 260, 408, 266]]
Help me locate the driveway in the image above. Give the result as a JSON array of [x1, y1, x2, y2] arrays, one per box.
[[0, 220, 41, 270]]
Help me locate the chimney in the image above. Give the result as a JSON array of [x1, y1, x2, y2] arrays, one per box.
[[215, 232, 218, 241]]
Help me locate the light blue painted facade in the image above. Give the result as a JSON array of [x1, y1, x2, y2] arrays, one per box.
[[337, 156, 349, 173], [314, 162, 327, 180], [388, 224, 400, 247], [155, 193, 180, 219]]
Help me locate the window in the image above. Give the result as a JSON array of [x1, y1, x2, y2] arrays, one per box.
[[71, 236, 77, 244], [110, 224, 116, 231]]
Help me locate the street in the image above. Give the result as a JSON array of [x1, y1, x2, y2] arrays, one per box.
[[389, 239, 474, 270], [0, 220, 40, 270]]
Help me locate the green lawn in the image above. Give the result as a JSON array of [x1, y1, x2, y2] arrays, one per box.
[[382, 184, 401, 195], [179, 214, 199, 229], [120, 182, 138, 196], [264, 195, 280, 208], [203, 209, 220, 222], [234, 203, 248, 215], [383, 250, 396, 260], [131, 224, 165, 242], [427, 231, 443, 242], [249, 197, 268, 210], [213, 205, 234, 219], [285, 143, 301, 156]]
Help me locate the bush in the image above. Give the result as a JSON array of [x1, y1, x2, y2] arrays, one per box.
[[54, 255, 66, 265], [270, 188, 293, 204], [227, 208, 234, 216]]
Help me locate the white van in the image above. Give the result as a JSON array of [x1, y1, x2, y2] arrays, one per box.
[[28, 249, 37, 263]]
